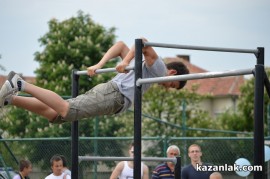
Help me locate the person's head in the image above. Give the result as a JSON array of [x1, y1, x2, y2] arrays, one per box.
[[58, 155, 68, 168], [210, 172, 223, 179], [166, 145, 180, 158], [128, 142, 134, 157], [159, 61, 189, 90], [50, 155, 63, 176], [19, 159, 32, 176], [188, 144, 202, 163]]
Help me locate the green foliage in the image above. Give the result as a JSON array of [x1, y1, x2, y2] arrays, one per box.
[[113, 84, 216, 139], [142, 85, 216, 137], [219, 68, 270, 133]]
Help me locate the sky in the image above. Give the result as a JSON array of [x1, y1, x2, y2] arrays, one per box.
[[0, 0, 269, 77]]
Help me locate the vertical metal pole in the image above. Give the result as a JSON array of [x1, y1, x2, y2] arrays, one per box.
[[181, 100, 187, 164], [174, 156, 181, 179], [268, 105, 270, 137], [94, 117, 99, 179], [134, 39, 143, 179], [253, 47, 265, 179], [264, 71, 270, 98], [71, 70, 79, 179]]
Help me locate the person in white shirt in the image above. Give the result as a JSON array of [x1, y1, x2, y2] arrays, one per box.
[[110, 142, 149, 179], [58, 155, 71, 176], [45, 155, 71, 179]]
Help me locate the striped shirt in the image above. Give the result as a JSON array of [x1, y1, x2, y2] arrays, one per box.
[[152, 163, 174, 179]]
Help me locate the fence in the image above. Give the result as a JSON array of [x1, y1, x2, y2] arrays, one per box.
[[1, 136, 269, 179]]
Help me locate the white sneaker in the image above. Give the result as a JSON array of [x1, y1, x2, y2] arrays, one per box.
[[0, 71, 22, 107], [0, 81, 17, 107], [7, 71, 24, 91]]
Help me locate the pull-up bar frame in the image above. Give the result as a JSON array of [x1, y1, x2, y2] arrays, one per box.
[[144, 42, 259, 55], [134, 39, 265, 179], [70, 40, 265, 179]]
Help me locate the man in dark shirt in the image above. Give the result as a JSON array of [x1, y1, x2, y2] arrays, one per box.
[[181, 144, 212, 179], [152, 145, 180, 179]]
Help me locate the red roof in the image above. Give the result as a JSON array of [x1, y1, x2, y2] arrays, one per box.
[[165, 56, 244, 96]]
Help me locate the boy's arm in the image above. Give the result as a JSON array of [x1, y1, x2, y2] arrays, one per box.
[[87, 41, 129, 76], [116, 37, 158, 73], [141, 38, 159, 67], [109, 161, 124, 179], [142, 164, 149, 179], [116, 44, 135, 73]]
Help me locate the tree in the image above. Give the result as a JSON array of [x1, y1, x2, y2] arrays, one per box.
[[219, 68, 270, 134], [112, 83, 222, 157]]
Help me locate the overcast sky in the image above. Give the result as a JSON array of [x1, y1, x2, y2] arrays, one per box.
[[0, 0, 269, 76]]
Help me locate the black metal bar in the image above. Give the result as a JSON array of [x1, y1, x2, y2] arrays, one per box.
[[256, 47, 270, 98], [253, 64, 265, 179], [71, 70, 79, 179], [257, 47, 264, 64], [144, 42, 259, 55], [264, 70, 270, 98], [134, 39, 143, 179], [174, 156, 181, 179]]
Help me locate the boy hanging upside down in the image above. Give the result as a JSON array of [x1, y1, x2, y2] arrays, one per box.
[[0, 37, 189, 124]]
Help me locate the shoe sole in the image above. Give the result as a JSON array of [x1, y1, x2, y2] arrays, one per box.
[[0, 81, 12, 107]]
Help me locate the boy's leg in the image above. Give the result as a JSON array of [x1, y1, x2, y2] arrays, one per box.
[[12, 96, 59, 121], [23, 83, 69, 118], [0, 71, 69, 119]]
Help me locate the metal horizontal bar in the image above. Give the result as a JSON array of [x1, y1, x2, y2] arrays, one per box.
[[144, 42, 259, 54], [136, 68, 253, 86], [78, 156, 177, 163], [75, 66, 134, 76]]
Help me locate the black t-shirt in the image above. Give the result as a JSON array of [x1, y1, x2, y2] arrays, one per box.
[[181, 164, 213, 179]]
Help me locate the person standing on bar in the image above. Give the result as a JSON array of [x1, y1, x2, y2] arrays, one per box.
[[151, 145, 180, 179], [0, 37, 189, 124], [110, 142, 149, 179]]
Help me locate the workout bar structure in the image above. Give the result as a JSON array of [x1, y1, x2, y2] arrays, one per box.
[[134, 39, 265, 179], [79, 156, 178, 163], [144, 42, 259, 55], [136, 68, 253, 86], [75, 66, 134, 75]]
